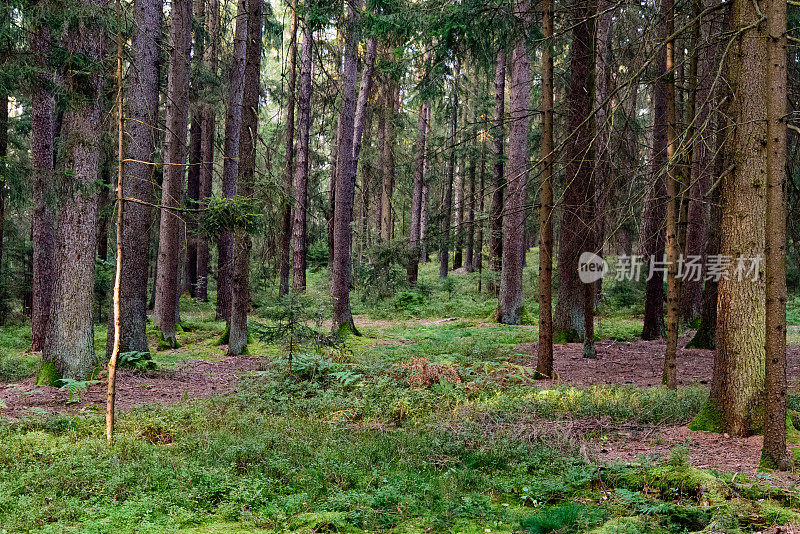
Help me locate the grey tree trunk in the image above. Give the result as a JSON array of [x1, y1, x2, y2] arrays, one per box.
[[40, 0, 103, 383], [153, 0, 192, 347], [216, 0, 247, 322], [498, 0, 531, 325], [228, 0, 263, 355]]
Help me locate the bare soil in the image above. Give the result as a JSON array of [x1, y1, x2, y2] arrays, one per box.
[[517, 335, 800, 391], [0, 354, 265, 419]]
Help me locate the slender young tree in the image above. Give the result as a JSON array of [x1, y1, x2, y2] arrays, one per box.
[[497, 0, 531, 325], [380, 85, 397, 244], [536, 0, 555, 377], [761, 0, 791, 469], [663, 0, 679, 389], [488, 50, 504, 294], [153, 0, 192, 347], [30, 7, 56, 352], [216, 0, 247, 321], [279, 0, 298, 297], [40, 0, 103, 382], [228, 0, 263, 355], [292, 13, 313, 291]]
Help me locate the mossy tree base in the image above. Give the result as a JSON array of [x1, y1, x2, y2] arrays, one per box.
[[688, 401, 724, 433], [36, 361, 62, 386]]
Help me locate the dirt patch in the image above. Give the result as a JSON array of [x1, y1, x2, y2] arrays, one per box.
[[0, 355, 265, 420], [595, 423, 800, 488], [517, 337, 800, 391]]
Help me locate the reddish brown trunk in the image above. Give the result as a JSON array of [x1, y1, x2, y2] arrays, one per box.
[[153, 0, 192, 346], [30, 19, 56, 352], [292, 19, 312, 291], [440, 61, 459, 279], [554, 0, 597, 341]]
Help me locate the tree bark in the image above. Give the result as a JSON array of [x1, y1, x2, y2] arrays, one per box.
[[536, 0, 555, 377], [228, 0, 263, 356], [331, 6, 374, 334], [381, 86, 397, 244], [279, 0, 298, 297], [488, 51, 505, 294], [216, 0, 247, 321], [407, 100, 430, 284], [554, 0, 597, 341], [186, 0, 205, 298], [153, 0, 192, 347], [40, 0, 103, 382], [497, 0, 531, 325], [663, 0, 679, 388], [712, 0, 767, 436], [197, 0, 219, 302], [440, 60, 459, 279], [292, 17, 312, 292], [761, 0, 791, 469], [30, 16, 56, 352]]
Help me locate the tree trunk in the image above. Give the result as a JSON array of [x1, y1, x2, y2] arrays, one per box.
[[536, 0, 555, 377], [554, 0, 596, 341], [197, 0, 219, 302], [639, 9, 670, 341], [488, 50, 505, 293], [381, 86, 397, 244], [761, 0, 791, 469], [216, 0, 247, 321], [498, 0, 531, 325], [662, 0, 679, 388], [228, 0, 263, 356], [292, 18, 312, 291], [279, 0, 298, 297], [331, 7, 374, 334], [153, 0, 192, 347], [440, 61, 459, 279], [30, 17, 56, 352], [40, 0, 103, 383], [711, 0, 767, 436], [407, 100, 429, 284]]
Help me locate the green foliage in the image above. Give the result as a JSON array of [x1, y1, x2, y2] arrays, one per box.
[[58, 378, 101, 404], [199, 195, 261, 237], [523, 503, 608, 534], [688, 400, 724, 433], [118, 350, 156, 371]]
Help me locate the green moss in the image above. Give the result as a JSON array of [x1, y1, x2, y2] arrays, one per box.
[[554, 329, 580, 344], [36, 360, 61, 386], [757, 501, 800, 526], [688, 400, 724, 433], [590, 516, 666, 534], [157, 332, 180, 351], [216, 325, 230, 346]]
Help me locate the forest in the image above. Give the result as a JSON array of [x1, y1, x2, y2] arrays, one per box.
[[0, 0, 799, 531]]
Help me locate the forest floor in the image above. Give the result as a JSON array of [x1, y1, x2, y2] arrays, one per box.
[[1, 253, 800, 533]]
